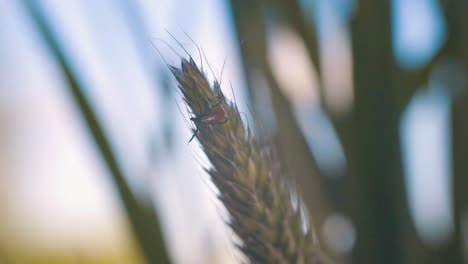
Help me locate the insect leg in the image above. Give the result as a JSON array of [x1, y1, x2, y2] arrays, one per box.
[[188, 126, 199, 143]]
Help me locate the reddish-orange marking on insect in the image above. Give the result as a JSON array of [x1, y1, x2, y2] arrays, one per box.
[[189, 97, 228, 142]]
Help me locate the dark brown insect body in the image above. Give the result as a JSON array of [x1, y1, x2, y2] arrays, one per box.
[[189, 98, 227, 142]]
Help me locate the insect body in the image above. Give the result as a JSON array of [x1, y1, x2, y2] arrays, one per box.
[[189, 97, 228, 142]]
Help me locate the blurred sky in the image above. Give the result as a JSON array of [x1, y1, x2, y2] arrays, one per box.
[[0, 0, 454, 262]]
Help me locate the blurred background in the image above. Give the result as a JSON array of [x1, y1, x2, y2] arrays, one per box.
[[0, 0, 467, 263]]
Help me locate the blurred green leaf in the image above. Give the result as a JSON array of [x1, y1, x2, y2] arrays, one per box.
[[22, 1, 171, 263]]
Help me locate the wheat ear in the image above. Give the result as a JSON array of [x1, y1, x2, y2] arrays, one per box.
[[170, 57, 332, 264]]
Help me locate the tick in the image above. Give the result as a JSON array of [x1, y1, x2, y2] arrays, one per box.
[[189, 97, 228, 142]]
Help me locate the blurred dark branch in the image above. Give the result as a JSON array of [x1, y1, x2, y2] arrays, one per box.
[[395, 16, 457, 117], [451, 83, 468, 264], [22, 1, 171, 263], [347, 1, 406, 263], [228, 0, 338, 261], [375, 15, 458, 261], [444, 1, 468, 264], [395, 42, 447, 114], [344, 0, 468, 263], [398, 1, 467, 262]]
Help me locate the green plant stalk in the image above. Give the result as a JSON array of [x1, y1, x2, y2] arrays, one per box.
[[170, 58, 332, 263], [23, 1, 171, 263]]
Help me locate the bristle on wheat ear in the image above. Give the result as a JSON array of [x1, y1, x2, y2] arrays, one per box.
[[169, 56, 333, 264]]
